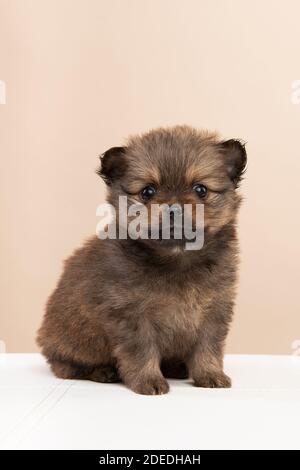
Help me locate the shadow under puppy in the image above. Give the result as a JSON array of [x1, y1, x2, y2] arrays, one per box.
[[37, 126, 247, 395]]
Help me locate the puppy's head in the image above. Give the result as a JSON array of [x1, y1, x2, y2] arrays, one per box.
[[97, 126, 246, 246]]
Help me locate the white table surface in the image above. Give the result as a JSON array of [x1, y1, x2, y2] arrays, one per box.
[[0, 353, 299, 450]]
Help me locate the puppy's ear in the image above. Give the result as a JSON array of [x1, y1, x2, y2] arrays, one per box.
[[219, 139, 247, 187], [97, 146, 127, 185]]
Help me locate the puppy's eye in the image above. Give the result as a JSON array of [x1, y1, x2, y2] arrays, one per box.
[[193, 183, 208, 199], [141, 185, 156, 201]]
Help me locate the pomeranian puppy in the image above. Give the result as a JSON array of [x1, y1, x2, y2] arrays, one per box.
[[37, 126, 247, 395]]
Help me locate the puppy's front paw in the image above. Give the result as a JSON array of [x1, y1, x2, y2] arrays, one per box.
[[193, 371, 231, 389], [131, 375, 170, 395]]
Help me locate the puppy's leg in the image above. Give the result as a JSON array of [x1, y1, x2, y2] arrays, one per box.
[[50, 360, 94, 379], [188, 303, 232, 388], [114, 338, 169, 395], [50, 360, 119, 383], [161, 359, 189, 379], [119, 355, 169, 395], [88, 365, 120, 383]]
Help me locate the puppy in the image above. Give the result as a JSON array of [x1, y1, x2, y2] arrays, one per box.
[[37, 126, 246, 395]]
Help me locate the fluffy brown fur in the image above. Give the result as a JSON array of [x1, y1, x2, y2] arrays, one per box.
[[37, 125, 247, 395]]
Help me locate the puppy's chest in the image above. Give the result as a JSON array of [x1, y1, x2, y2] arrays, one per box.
[[151, 286, 207, 353]]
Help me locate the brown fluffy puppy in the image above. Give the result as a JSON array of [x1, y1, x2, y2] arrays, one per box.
[[37, 126, 247, 395]]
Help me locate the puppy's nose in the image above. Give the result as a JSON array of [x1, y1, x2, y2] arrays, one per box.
[[168, 204, 183, 225], [169, 204, 183, 215]]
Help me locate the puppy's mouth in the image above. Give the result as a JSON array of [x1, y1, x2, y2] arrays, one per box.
[[140, 225, 195, 243]]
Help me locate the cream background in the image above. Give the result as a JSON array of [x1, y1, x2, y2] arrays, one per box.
[[0, 0, 299, 353]]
